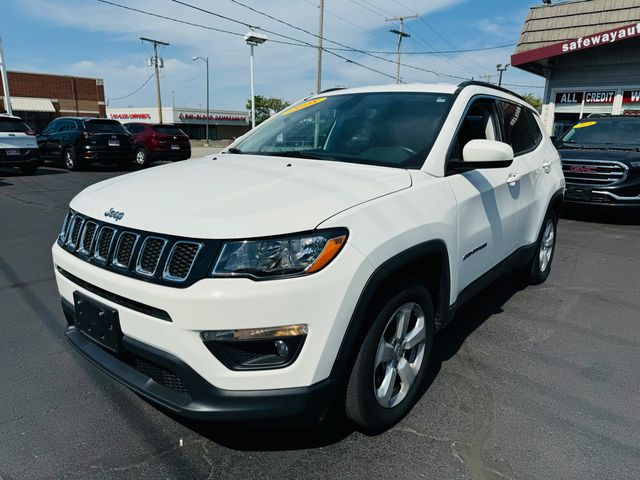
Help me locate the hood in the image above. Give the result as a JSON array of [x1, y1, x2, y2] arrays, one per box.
[[558, 146, 640, 166], [70, 154, 412, 239]]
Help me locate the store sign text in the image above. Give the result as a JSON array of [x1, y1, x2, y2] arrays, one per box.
[[584, 91, 615, 104], [561, 22, 640, 53], [623, 91, 640, 103], [178, 113, 247, 122], [109, 113, 152, 120], [555, 92, 583, 104]]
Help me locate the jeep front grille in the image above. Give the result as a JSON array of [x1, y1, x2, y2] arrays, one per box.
[[561, 159, 628, 186], [57, 212, 216, 288]]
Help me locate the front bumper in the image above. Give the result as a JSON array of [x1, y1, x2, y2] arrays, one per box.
[[564, 178, 640, 207], [53, 240, 373, 416], [64, 309, 336, 422]]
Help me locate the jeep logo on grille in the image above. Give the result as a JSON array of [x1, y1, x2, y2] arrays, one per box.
[[569, 165, 597, 174], [104, 208, 125, 221]]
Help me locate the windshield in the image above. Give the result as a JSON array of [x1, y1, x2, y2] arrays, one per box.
[[560, 117, 640, 147], [85, 120, 126, 134], [0, 119, 30, 133], [230, 92, 453, 168]]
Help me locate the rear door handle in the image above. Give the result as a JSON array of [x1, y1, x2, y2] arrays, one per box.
[[542, 160, 551, 173], [507, 172, 521, 186]]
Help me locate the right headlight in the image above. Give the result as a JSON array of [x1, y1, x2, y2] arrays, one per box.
[[211, 228, 348, 279]]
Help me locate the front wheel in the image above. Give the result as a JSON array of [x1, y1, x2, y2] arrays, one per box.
[[517, 209, 558, 285], [345, 280, 435, 434]]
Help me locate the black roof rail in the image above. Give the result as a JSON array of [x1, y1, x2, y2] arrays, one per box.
[[457, 80, 526, 102]]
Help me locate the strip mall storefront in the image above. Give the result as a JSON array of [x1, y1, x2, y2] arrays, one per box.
[[106, 107, 250, 141], [512, 1, 640, 137]]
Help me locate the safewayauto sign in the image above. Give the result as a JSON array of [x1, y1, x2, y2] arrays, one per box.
[[512, 22, 640, 66]]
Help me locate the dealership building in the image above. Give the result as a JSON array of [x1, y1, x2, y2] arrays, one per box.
[[0, 70, 106, 132], [512, 0, 640, 137], [106, 107, 250, 141]]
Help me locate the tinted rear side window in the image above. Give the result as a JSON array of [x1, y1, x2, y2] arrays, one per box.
[[85, 120, 126, 134], [500, 102, 538, 155], [0, 119, 30, 133], [153, 125, 186, 135]]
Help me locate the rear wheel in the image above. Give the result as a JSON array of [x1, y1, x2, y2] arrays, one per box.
[[20, 164, 38, 175], [345, 280, 435, 434], [135, 147, 149, 167], [517, 209, 558, 285], [64, 147, 81, 171]]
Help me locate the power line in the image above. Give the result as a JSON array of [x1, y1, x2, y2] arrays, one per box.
[[107, 74, 154, 102]]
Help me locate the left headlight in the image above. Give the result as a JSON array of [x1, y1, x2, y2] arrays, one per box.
[[211, 228, 348, 279]]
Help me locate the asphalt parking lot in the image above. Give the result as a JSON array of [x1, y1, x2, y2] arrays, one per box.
[[1, 160, 639, 480]]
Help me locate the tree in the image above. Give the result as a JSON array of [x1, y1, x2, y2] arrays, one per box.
[[246, 95, 291, 125], [522, 93, 543, 113]]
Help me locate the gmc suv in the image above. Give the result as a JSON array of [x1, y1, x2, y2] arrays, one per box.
[[38, 117, 135, 171], [557, 115, 640, 208], [53, 82, 565, 432]]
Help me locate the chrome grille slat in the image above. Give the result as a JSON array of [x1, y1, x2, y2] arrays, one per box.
[[135, 237, 167, 277], [66, 216, 85, 250], [163, 241, 203, 282], [112, 232, 139, 269], [93, 226, 116, 263], [78, 221, 98, 256], [561, 159, 629, 186]]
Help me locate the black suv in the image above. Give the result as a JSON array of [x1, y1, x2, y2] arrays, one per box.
[[37, 118, 135, 171], [557, 116, 640, 208]]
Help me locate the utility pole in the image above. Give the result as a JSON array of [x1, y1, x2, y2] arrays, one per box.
[[386, 15, 416, 84], [479, 74, 493, 84], [140, 37, 169, 124], [496, 63, 509, 87], [0, 36, 13, 115], [316, 0, 325, 94]]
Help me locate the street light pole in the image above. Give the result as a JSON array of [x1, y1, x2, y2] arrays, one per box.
[[192, 56, 210, 146], [244, 30, 267, 129]]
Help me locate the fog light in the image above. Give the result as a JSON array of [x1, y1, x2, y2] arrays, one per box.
[[201, 324, 307, 371]]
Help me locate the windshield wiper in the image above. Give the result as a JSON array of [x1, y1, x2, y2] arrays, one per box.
[[225, 147, 244, 154], [260, 150, 335, 160]]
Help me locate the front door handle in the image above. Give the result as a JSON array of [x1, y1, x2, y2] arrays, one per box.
[[507, 172, 521, 186], [542, 160, 551, 173]]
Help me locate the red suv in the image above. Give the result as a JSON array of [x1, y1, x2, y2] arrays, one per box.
[[124, 123, 191, 167]]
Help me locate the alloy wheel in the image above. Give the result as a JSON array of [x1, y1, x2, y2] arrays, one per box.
[[136, 149, 147, 165], [65, 150, 74, 169], [373, 302, 427, 409], [539, 219, 555, 272]]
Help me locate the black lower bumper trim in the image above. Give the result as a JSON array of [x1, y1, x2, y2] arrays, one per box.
[[65, 324, 336, 422]]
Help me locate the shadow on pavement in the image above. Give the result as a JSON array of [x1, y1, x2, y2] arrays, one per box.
[[561, 204, 640, 225], [0, 167, 68, 178], [171, 272, 525, 450]]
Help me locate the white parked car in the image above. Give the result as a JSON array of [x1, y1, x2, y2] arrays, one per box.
[[0, 114, 41, 175], [53, 82, 564, 432]]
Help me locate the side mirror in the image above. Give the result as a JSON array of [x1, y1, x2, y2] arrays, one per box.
[[449, 139, 514, 172]]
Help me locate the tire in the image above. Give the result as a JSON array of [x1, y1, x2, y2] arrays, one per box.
[[117, 159, 133, 171], [63, 147, 81, 171], [345, 279, 435, 434], [20, 164, 38, 175], [517, 209, 558, 285], [135, 147, 149, 167]]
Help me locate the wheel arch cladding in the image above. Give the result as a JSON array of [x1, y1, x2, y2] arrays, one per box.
[[330, 239, 451, 382]]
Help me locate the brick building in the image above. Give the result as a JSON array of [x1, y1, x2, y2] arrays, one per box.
[[0, 70, 106, 132]]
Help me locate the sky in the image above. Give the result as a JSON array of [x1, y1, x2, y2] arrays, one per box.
[[1, 0, 546, 112]]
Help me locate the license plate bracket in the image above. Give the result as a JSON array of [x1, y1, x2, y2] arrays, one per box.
[[171, 144, 180, 150], [6, 149, 19, 155], [74, 291, 122, 352], [566, 185, 592, 202], [108, 140, 120, 147]]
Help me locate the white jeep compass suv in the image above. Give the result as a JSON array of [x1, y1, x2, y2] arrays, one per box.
[[53, 82, 565, 432]]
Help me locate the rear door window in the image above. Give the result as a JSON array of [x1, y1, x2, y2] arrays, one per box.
[[500, 101, 539, 155], [153, 125, 186, 135], [85, 120, 126, 134]]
